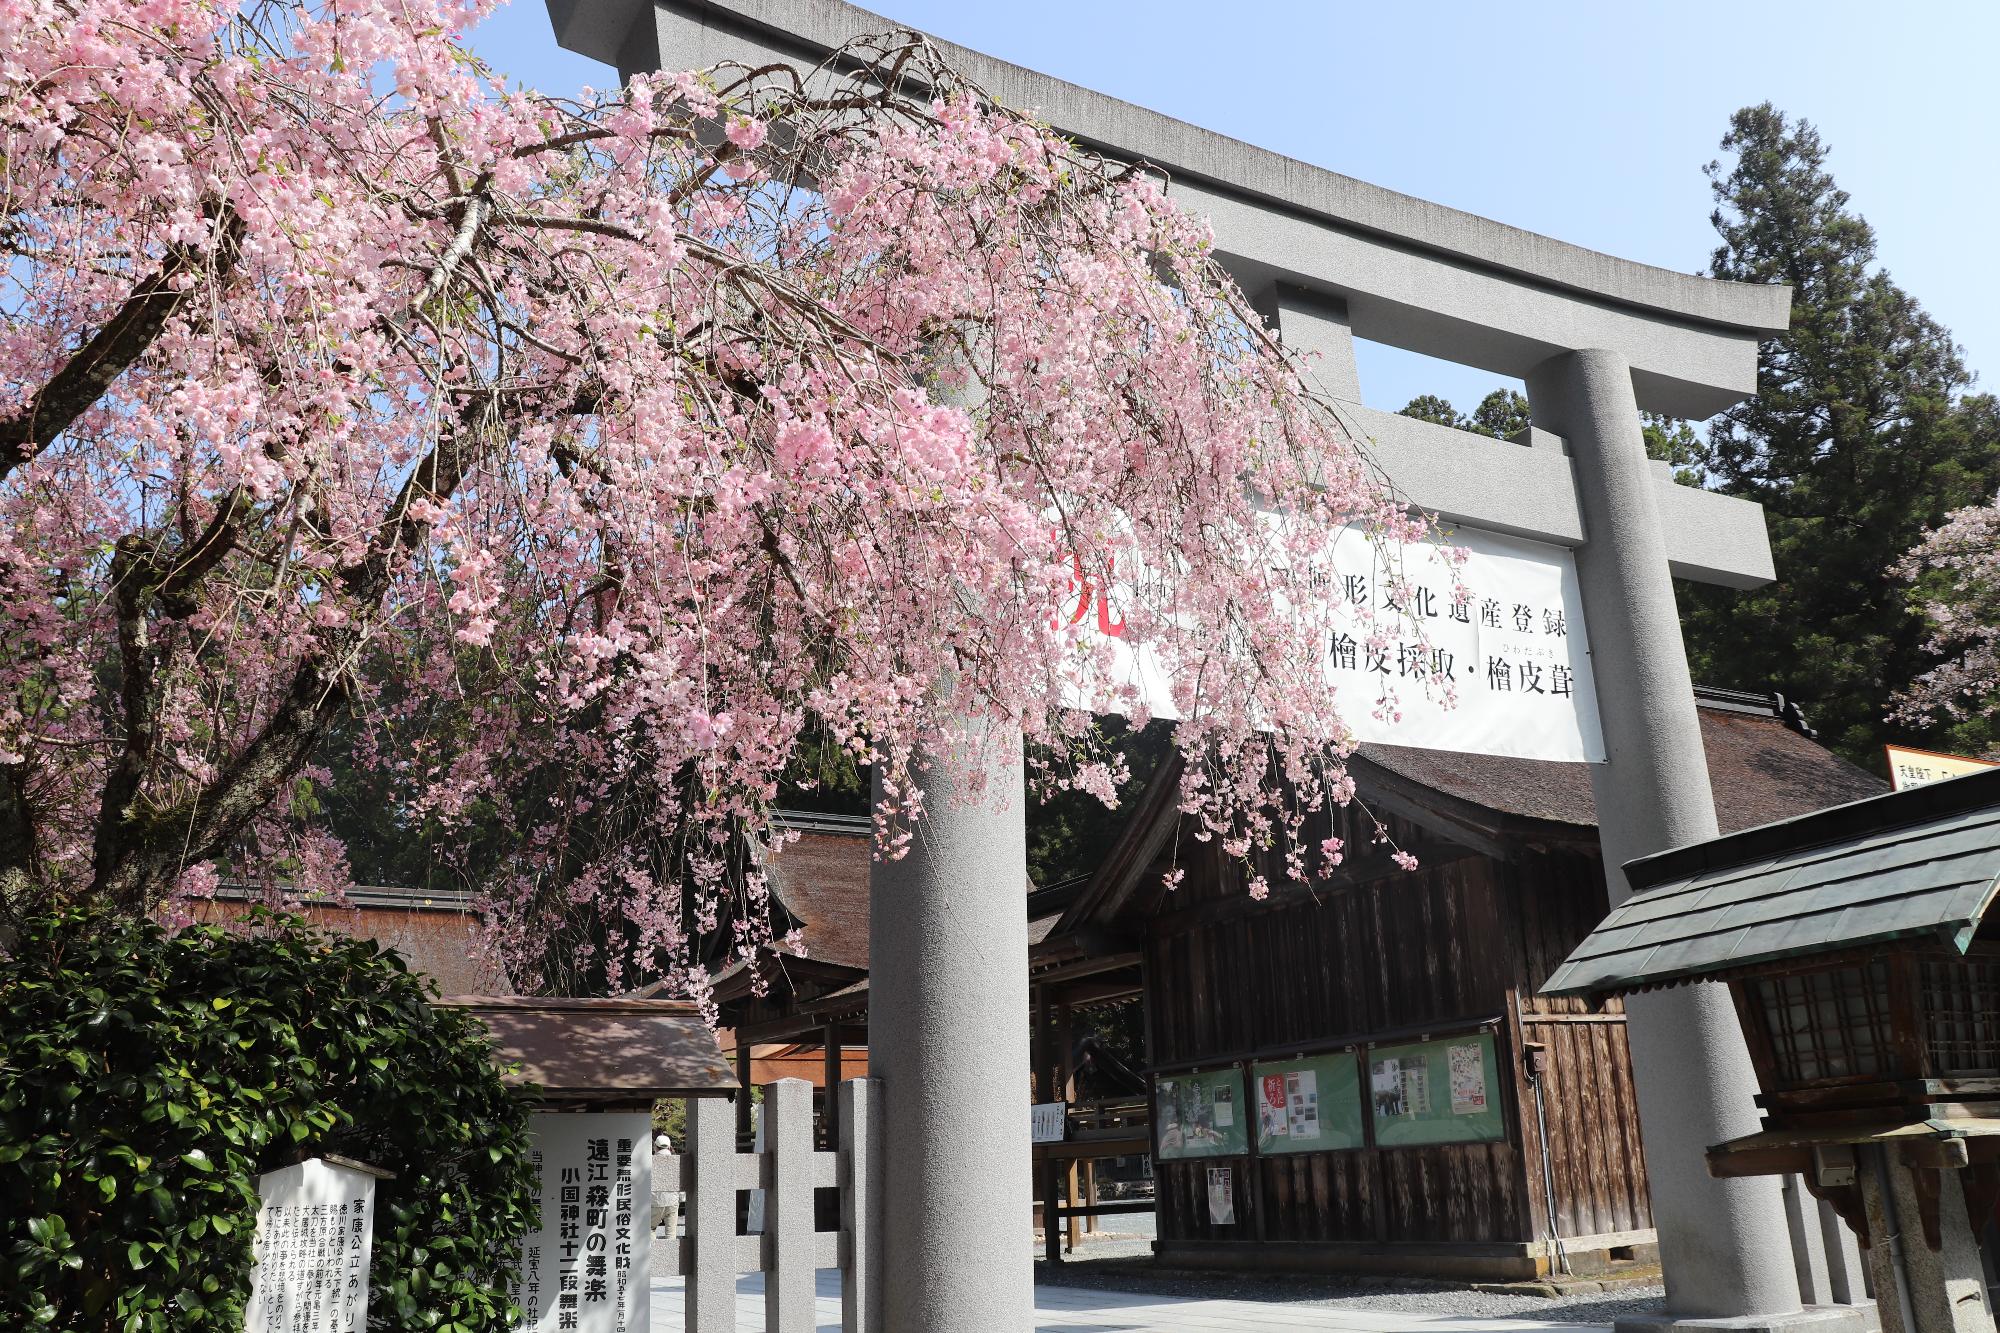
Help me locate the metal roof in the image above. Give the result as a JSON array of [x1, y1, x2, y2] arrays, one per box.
[[1542, 767, 2000, 998]]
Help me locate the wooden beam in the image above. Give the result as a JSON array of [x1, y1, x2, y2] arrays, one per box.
[[1031, 953, 1143, 987], [1048, 980, 1144, 1007]]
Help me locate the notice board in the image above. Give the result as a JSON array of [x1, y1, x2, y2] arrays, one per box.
[[1154, 1068, 1247, 1160], [1366, 1032, 1505, 1147], [1251, 1052, 1365, 1155], [514, 1111, 651, 1333]]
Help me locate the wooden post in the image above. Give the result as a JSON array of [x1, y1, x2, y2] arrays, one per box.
[[685, 1097, 737, 1333], [823, 1025, 842, 1150], [1039, 1154, 1062, 1267], [765, 1079, 815, 1333], [840, 1077, 884, 1333], [736, 1041, 754, 1145], [1057, 1001, 1078, 1253]]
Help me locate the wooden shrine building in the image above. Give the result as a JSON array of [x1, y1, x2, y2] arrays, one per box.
[[1066, 687, 1884, 1279]]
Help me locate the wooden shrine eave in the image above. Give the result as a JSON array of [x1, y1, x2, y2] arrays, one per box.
[[709, 951, 866, 1006], [439, 995, 735, 1101]]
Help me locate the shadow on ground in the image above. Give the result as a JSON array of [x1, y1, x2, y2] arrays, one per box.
[[1034, 1251, 1664, 1326]]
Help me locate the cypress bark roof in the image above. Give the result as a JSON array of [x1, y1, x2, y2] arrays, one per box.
[[1354, 688, 1883, 836]]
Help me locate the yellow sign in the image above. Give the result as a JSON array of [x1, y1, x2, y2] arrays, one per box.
[[1884, 744, 2000, 792]]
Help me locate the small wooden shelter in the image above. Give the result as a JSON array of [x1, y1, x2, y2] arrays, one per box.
[[437, 996, 736, 1108], [1546, 767, 2000, 1332]]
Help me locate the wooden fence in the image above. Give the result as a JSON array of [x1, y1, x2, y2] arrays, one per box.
[[655, 1077, 883, 1332]]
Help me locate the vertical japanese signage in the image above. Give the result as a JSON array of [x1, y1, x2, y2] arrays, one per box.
[[515, 1112, 651, 1333], [245, 1157, 378, 1333], [1205, 1167, 1236, 1226], [1030, 1102, 1067, 1144]]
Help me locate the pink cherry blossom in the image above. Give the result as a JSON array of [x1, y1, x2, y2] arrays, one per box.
[[1897, 496, 2000, 726], [0, 6, 1444, 997]]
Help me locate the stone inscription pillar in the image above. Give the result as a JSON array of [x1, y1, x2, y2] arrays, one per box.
[[1527, 348, 1805, 1326], [869, 710, 1034, 1332]]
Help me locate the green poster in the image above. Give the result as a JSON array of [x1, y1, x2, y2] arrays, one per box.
[[1251, 1052, 1365, 1154], [1153, 1067, 1248, 1160], [1366, 1032, 1505, 1147]]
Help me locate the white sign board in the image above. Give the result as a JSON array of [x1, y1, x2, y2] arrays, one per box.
[[1885, 743, 2000, 792], [245, 1157, 378, 1333], [1031, 1101, 1067, 1144], [1078, 524, 1604, 763], [515, 1113, 651, 1333]]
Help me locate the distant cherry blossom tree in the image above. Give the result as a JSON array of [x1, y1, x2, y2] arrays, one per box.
[[0, 0, 1433, 994], [1897, 499, 2000, 731]]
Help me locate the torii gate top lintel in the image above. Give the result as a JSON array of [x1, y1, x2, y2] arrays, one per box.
[[547, 0, 1785, 589]]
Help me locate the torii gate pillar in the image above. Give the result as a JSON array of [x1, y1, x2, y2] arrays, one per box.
[[868, 716, 1035, 1333], [1528, 350, 1812, 1328]]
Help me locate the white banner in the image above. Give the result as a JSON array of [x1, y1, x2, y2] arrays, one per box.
[[515, 1113, 651, 1333], [1322, 524, 1603, 762], [1072, 523, 1603, 763], [245, 1158, 378, 1333]]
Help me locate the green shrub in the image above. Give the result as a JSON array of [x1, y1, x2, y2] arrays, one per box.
[[0, 907, 537, 1332]]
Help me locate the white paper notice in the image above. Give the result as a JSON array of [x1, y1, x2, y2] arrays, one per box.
[[1031, 1102, 1067, 1144], [1211, 1085, 1234, 1128], [1402, 1063, 1433, 1117], [1285, 1071, 1320, 1140], [1449, 1043, 1488, 1116], [1207, 1167, 1236, 1226], [514, 1112, 651, 1333], [245, 1158, 378, 1333], [1370, 1058, 1406, 1117]]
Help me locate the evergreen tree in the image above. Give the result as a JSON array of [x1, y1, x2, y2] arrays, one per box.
[[1398, 394, 1462, 430], [1680, 103, 2000, 765], [1466, 388, 1531, 440], [1397, 389, 1529, 440]]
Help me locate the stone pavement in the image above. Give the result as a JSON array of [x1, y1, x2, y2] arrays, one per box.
[[649, 1269, 1618, 1332]]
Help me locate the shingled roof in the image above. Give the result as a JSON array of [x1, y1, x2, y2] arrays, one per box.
[[757, 811, 875, 971], [1543, 766, 2000, 999], [1063, 688, 1890, 932], [1354, 688, 1884, 836], [190, 885, 511, 995], [746, 809, 1043, 981]]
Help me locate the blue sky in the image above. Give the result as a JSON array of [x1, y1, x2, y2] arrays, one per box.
[[468, 0, 1999, 424]]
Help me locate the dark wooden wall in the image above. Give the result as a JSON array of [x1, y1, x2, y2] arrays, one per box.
[[1503, 846, 1652, 1240], [1144, 804, 1652, 1253]]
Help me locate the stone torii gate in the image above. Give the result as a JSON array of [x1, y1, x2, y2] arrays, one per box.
[[545, 3, 1833, 1329]]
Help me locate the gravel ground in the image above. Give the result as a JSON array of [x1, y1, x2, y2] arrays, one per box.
[[1033, 1242, 1668, 1325]]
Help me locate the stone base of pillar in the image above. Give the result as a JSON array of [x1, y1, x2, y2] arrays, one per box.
[[1614, 1304, 1873, 1333]]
